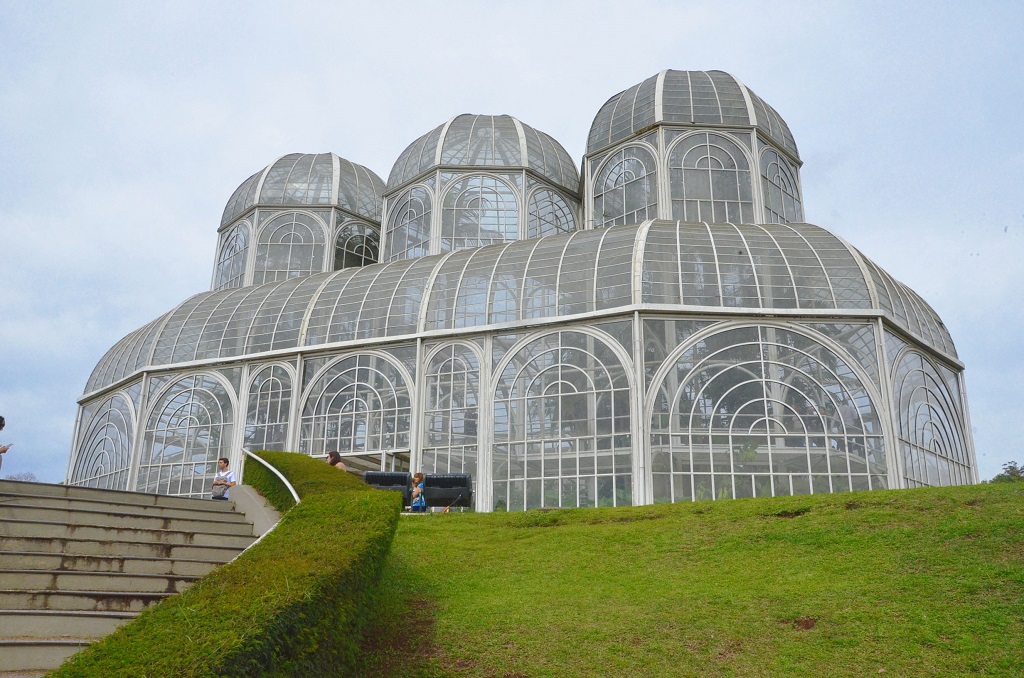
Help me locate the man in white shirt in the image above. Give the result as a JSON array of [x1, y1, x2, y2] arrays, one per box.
[[211, 457, 236, 501]]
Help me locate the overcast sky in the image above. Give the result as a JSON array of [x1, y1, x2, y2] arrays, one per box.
[[1, 1, 1021, 483]]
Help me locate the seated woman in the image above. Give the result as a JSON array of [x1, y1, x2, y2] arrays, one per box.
[[411, 472, 426, 512], [326, 451, 348, 472]]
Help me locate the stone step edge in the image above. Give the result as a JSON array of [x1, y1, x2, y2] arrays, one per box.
[[0, 569, 202, 582], [0, 638, 95, 645], [0, 491, 240, 517], [0, 480, 237, 511], [0, 590, 172, 599], [0, 609, 137, 619], [2, 536, 247, 556], [0, 503, 251, 532], [0, 501, 251, 527], [1, 517, 256, 541], [0, 551, 228, 567]]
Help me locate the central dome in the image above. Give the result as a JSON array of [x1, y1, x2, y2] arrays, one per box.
[[387, 114, 579, 194]]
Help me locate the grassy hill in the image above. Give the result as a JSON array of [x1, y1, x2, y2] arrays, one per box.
[[358, 483, 1024, 677]]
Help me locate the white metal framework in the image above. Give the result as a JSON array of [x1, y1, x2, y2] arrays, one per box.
[[69, 70, 975, 508]]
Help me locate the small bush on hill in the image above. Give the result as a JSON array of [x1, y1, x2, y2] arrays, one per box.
[[991, 460, 1024, 482]]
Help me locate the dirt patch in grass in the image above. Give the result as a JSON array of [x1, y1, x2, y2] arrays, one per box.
[[357, 595, 441, 676], [716, 640, 744, 661], [779, 616, 818, 631], [769, 507, 812, 519], [845, 501, 863, 510]]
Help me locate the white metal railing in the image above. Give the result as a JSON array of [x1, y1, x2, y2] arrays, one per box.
[[241, 448, 301, 505], [226, 449, 301, 564]]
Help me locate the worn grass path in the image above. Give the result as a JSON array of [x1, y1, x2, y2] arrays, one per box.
[[359, 483, 1024, 677]]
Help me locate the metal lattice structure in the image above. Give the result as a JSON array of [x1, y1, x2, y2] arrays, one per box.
[[68, 71, 975, 507]]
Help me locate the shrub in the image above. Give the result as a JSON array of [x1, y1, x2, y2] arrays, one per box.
[[51, 451, 402, 677]]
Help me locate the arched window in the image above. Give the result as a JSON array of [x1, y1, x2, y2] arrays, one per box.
[[253, 212, 326, 284], [527, 189, 577, 238], [760, 149, 803, 223], [245, 365, 292, 451], [422, 344, 479, 478], [69, 394, 134, 490], [334, 220, 379, 269], [493, 331, 632, 511], [299, 354, 411, 474], [213, 221, 249, 291], [892, 350, 971, 487], [649, 326, 884, 503], [592, 145, 658, 228], [441, 175, 518, 252], [139, 375, 233, 497], [385, 186, 432, 262], [668, 133, 754, 223]]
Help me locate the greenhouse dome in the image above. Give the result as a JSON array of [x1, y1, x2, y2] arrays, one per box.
[[382, 114, 582, 262], [212, 153, 385, 292], [67, 71, 976, 510]]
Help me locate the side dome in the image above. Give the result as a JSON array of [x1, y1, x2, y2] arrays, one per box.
[[386, 114, 579, 194], [221, 153, 385, 226], [586, 70, 799, 159]]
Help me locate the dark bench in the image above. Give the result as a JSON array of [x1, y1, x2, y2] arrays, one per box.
[[363, 471, 413, 508], [423, 473, 473, 509]]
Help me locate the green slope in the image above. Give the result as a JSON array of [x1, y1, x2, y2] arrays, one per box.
[[360, 483, 1024, 677]]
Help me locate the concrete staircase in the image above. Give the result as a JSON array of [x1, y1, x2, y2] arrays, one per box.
[[0, 479, 259, 676]]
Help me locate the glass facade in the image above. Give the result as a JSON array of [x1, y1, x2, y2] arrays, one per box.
[[69, 70, 975, 510]]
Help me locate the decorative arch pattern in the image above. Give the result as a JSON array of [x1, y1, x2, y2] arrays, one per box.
[[139, 374, 233, 497], [493, 330, 632, 511], [69, 393, 134, 490], [422, 344, 480, 477], [593, 145, 658, 228], [441, 175, 518, 252], [668, 132, 754, 223], [891, 349, 971, 487], [527, 188, 577, 238], [213, 221, 250, 291], [299, 354, 412, 474], [334, 219, 379, 270], [760, 149, 803, 223], [245, 364, 292, 452], [253, 212, 326, 284], [385, 186, 432, 262], [650, 325, 886, 502]]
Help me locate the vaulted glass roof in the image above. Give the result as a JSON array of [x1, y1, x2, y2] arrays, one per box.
[[587, 70, 799, 159], [386, 114, 579, 194], [220, 153, 385, 226], [84, 221, 954, 395]]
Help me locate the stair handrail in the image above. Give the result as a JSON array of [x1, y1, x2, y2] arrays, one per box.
[[241, 447, 300, 505], [225, 449, 300, 565]]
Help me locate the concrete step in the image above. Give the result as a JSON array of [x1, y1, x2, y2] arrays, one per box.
[[0, 570, 198, 594], [0, 638, 93, 673], [0, 518, 256, 549], [0, 479, 237, 513], [0, 503, 255, 536], [0, 491, 253, 523], [0, 552, 223, 577], [0, 589, 171, 613], [2, 536, 246, 562], [0, 609, 135, 638]]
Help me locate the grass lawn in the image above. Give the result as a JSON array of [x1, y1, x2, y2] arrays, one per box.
[[358, 483, 1024, 677]]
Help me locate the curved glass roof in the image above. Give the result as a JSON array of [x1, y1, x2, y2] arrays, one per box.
[[85, 221, 954, 395], [386, 114, 579, 194], [221, 153, 384, 226], [587, 70, 799, 159]]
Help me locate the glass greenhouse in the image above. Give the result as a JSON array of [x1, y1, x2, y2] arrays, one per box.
[[66, 70, 975, 510]]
